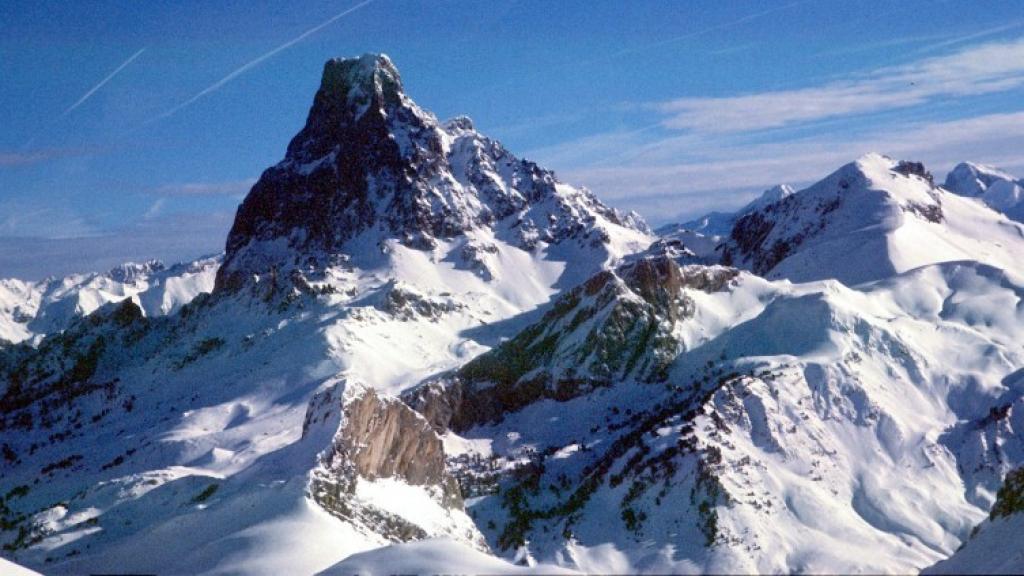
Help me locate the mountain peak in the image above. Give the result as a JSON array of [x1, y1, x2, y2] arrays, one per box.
[[320, 53, 403, 112], [944, 161, 1018, 197], [215, 55, 648, 293]]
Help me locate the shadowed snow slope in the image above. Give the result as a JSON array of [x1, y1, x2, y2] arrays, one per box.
[[317, 538, 576, 576], [926, 466, 1024, 574]]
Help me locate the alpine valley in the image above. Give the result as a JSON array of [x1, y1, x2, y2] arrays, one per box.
[[2, 54, 1024, 575]]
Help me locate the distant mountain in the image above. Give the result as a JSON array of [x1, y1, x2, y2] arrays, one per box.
[[944, 161, 1024, 223], [715, 154, 1024, 284], [657, 156, 1024, 286], [0, 257, 219, 346], [661, 184, 794, 238]]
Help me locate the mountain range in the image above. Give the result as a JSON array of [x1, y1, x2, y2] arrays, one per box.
[[1, 54, 1023, 575]]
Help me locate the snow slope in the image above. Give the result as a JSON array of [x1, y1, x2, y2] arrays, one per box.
[[427, 258, 1024, 573], [926, 466, 1024, 574], [944, 161, 1024, 223], [317, 538, 576, 575], [0, 558, 41, 575]]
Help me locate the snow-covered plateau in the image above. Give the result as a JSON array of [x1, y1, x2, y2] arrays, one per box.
[[2, 54, 1023, 575]]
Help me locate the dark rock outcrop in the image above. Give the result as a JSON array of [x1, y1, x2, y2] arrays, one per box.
[[990, 466, 1024, 519]]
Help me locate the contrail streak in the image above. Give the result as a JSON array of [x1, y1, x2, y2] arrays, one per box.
[[150, 0, 374, 123], [592, 1, 807, 63], [62, 48, 147, 117], [914, 20, 1024, 54]]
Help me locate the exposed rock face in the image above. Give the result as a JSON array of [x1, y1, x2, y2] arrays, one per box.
[[893, 160, 934, 184], [407, 255, 717, 431], [991, 466, 1024, 519], [215, 53, 645, 294], [303, 382, 469, 542], [376, 281, 463, 321], [341, 387, 453, 490]]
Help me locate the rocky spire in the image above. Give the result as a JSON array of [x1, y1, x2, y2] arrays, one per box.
[[214, 54, 646, 294], [215, 54, 444, 292]]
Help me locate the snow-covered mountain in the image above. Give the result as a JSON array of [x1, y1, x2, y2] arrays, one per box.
[[419, 257, 1024, 572], [0, 54, 650, 575], [944, 161, 1024, 223], [663, 184, 794, 238], [659, 155, 1024, 287], [714, 154, 1024, 284], [2, 53, 1024, 575], [0, 257, 219, 346], [216, 54, 647, 296], [402, 156, 1024, 572]]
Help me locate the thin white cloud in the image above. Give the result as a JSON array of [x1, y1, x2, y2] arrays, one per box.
[[542, 110, 1024, 223], [149, 0, 374, 123], [0, 202, 100, 239], [914, 19, 1024, 54], [656, 37, 1024, 134], [152, 178, 256, 197], [0, 150, 59, 167], [143, 198, 166, 220], [0, 147, 101, 167], [62, 48, 147, 117], [0, 211, 233, 281]]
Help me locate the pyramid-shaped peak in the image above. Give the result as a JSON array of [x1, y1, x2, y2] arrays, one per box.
[[215, 55, 648, 293]]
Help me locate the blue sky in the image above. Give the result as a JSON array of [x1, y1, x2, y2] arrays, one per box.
[[2, 0, 1024, 279]]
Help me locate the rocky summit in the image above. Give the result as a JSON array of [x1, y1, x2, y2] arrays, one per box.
[[216, 54, 645, 294]]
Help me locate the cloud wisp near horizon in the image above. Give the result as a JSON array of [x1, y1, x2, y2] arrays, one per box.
[[653, 37, 1024, 134], [529, 35, 1024, 221]]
